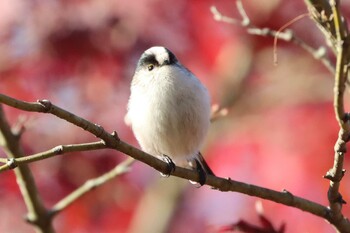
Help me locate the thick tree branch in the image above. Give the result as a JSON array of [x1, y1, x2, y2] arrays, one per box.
[[0, 93, 346, 229], [0, 105, 55, 233]]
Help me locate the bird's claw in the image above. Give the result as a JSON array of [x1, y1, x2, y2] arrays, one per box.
[[160, 155, 176, 177], [195, 159, 206, 186], [189, 159, 207, 186]]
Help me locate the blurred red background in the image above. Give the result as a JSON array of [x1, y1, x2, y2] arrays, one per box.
[[1, 0, 350, 232]]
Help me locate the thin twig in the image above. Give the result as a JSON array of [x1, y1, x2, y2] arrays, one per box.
[[304, 0, 338, 51], [210, 104, 228, 122], [211, 1, 335, 73], [49, 158, 134, 216], [211, 5, 242, 25], [0, 141, 107, 173], [273, 13, 310, 65], [235, 0, 250, 26]]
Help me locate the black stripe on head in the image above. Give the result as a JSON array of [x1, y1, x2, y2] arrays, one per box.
[[136, 47, 178, 71], [163, 47, 178, 65], [137, 53, 159, 70]]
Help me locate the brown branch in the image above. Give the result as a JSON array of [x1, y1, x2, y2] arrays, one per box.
[[211, 0, 335, 73], [213, 1, 350, 231], [0, 105, 55, 233], [305, 0, 350, 58], [49, 158, 134, 217], [305, 0, 339, 52], [313, 0, 350, 232], [0, 93, 346, 229], [304, 0, 350, 232], [0, 141, 107, 173]]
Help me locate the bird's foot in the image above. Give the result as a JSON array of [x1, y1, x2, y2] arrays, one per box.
[[195, 159, 207, 186], [188, 159, 207, 187], [160, 155, 176, 177]]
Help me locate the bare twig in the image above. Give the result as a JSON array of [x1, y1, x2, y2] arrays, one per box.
[[0, 94, 347, 230], [305, 0, 339, 51], [0, 105, 55, 233], [211, 5, 242, 25], [211, 1, 335, 73], [273, 13, 310, 65], [0, 141, 107, 173], [210, 104, 229, 122], [49, 158, 134, 216], [304, 0, 350, 232], [317, 1, 350, 232]]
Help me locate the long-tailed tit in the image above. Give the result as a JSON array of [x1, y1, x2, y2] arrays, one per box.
[[126, 46, 214, 185]]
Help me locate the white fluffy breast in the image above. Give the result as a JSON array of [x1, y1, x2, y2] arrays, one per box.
[[127, 62, 210, 164]]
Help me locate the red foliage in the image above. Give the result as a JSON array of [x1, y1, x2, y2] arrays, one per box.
[[0, 0, 349, 232]]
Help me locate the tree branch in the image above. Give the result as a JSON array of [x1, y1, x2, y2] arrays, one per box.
[[0, 141, 107, 173], [0, 105, 55, 233], [303, 0, 350, 232], [49, 158, 134, 217], [0, 93, 347, 230], [305, 0, 339, 52], [313, 0, 350, 232], [211, 0, 335, 73]]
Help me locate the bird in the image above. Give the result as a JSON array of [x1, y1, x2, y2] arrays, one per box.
[[125, 46, 214, 185]]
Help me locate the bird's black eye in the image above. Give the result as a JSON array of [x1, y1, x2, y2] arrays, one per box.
[[147, 64, 154, 71]]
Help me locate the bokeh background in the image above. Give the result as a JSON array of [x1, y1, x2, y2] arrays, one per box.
[[1, 0, 350, 232]]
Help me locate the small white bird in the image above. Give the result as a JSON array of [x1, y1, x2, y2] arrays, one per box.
[[126, 46, 214, 184]]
